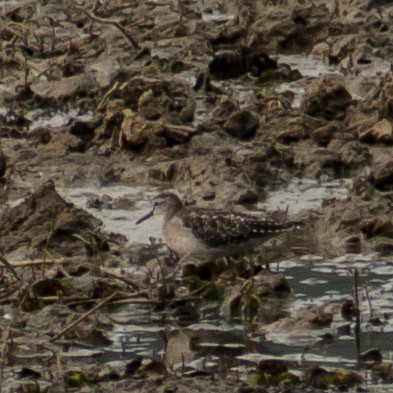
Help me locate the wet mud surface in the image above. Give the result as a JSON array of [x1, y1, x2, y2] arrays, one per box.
[[2, 0, 393, 392]]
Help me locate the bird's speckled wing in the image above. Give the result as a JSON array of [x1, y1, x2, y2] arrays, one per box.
[[181, 208, 295, 248]]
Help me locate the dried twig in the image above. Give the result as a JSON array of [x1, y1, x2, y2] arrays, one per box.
[[51, 291, 118, 341], [56, 352, 64, 383], [97, 80, 119, 110], [353, 268, 361, 361], [100, 266, 140, 292], [66, 294, 151, 307], [364, 283, 374, 319], [0, 286, 29, 392], [72, 233, 90, 246], [8, 258, 67, 268], [110, 297, 157, 306], [150, 238, 168, 309], [0, 253, 20, 280], [0, 284, 19, 301], [73, 5, 141, 50]]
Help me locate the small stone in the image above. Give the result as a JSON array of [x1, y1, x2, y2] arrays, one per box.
[[311, 41, 330, 59], [359, 348, 383, 364], [223, 110, 259, 139], [371, 158, 393, 190], [311, 123, 338, 146], [301, 75, 352, 120], [149, 162, 177, 182], [359, 118, 393, 144]]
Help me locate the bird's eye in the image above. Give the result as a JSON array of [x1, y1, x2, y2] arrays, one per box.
[[154, 201, 162, 207]]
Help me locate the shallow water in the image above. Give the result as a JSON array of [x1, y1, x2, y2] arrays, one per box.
[[260, 178, 352, 214], [27, 108, 95, 131], [61, 184, 164, 245], [61, 178, 352, 243], [2, 27, 392, 386], [58, 179, 393, 383], [275, 53, 391, 107]]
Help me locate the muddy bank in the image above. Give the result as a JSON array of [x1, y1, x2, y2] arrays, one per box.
[[2, 0, 393, 392]]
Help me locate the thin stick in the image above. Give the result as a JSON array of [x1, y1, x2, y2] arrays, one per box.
[[97, 81, 119, 110], [72, 233, 90, 246], [0, 254, 20, 280], [100, 267, 140, 292], [149, 238, 167, 309], [0, 285, 19, 301], [0, 286, 29, 392], [56, 352, 64, 383], [9, 258, 67, 268], [353, 268, 361, 361], [35, 294, 152, 307], [74, 5, 141, 49], [365, 284, 374, 319], [51, 291, 117, 341], [110, 298, 157, 306]]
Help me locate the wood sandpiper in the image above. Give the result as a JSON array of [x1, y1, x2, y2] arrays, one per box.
[[136, 193, 301, 261]]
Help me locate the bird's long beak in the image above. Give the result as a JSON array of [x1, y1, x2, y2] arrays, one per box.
[[136, 210, 154, 224]]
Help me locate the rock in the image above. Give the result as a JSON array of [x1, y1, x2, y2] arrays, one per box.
[[371, 158, 393, 190], [311, 41, 330, 59], [233, 188, 259, 205], [41, 129, 87, 154], [304, 366, 363, 389], [208, 49, 246, 79], [343, 235, 361, 253], [303, 366, 331, 389], [360, 217, 393, 238], [223, 110, 259, 138], [30, 73, 97, 101], [120, 109, 165, 150], [358, 119, 393, 144], [265, 304, 333, 332], [137, 88, 171, 120], [301, 76, 353, 121], [339, 141, 371, 169], [208, 48, 277, 79], [149, 161, 177, 182], [348, 116, 379, 140], [277, 124, 306, 144], [329, 34, 357, 64], [158, 124, 197, 145], [359, 348, 383, 364], [302, 148, 343, 179], [249, 4, 330, 51], [179, 101, 195, 122], [378, 76, 393, 121], [86, 194, 135, 210], [372, 363, 393, 382], [67, 116, 104, 151], [240, 272, 291, 322], [0, 180, 109, 256], [311, 123, 339, 146], [212, 97, 239, 123], [250, 359, 300, 386], [220, 284, 242, 320], [117, 76, 195, 125]]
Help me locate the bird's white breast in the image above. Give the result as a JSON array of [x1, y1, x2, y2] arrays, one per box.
[[163, 216, 208, 257]]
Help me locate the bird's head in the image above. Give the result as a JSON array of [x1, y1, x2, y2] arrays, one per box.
[[136, 193, 183, 224]]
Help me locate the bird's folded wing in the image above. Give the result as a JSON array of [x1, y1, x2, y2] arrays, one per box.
[[182, 208, 290, 248]]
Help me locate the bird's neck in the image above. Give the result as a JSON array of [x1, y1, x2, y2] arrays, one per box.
[[163, 208, 176, 222]]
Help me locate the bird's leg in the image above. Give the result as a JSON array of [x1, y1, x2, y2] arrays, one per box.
[[167, 248, 180, 266], [258, 249, 269, 271], [165, 252, 193, 281]]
